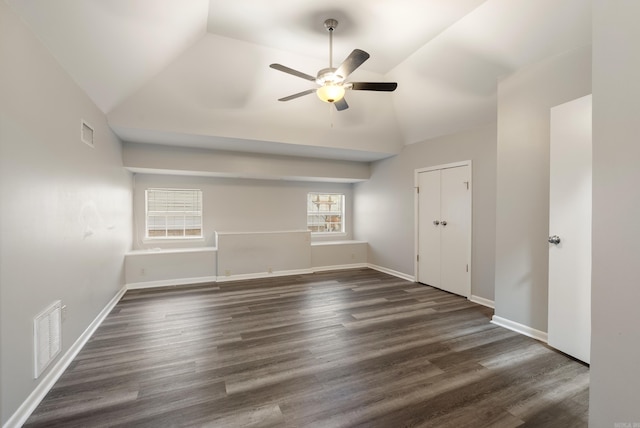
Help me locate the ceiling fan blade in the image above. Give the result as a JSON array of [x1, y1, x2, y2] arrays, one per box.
[[270, 64, 316, 81], [334, 98, 349, 111], [278, 89, 317, 102], [350, 82, 398, 92], [335, 49, 370, 79]]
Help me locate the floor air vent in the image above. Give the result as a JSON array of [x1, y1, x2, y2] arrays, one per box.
[[34, 300, 62, 378]]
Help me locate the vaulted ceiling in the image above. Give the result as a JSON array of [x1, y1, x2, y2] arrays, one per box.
[[7, 0, 591, 161]]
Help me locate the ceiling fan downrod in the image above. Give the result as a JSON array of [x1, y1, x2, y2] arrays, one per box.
[[324, 19, 338, 69]]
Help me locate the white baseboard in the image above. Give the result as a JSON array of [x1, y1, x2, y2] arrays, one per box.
[[312, 263, 367, 273], [129, 265, 381, 287], [4, 286, 127, 428], [366, 264, 415, 282], [216, 268, 314, 283], [128, 265, 411, 287], [491, 315, 548, 343], [469, 295, 495, 308], [126, 275, 218, 290]]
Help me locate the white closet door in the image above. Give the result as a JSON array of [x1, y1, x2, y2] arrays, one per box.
[[548, 94, 591, 364], [440, 166, 471, 297], [418, 170, 441, 289], [417, 165, 470, 297]]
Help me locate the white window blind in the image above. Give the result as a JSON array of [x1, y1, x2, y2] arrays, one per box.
[[307, 193, 345, 234], [146, 188, 202, 239]]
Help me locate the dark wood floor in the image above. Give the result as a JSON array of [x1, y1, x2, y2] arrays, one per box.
[[25, 268, 589, 427]]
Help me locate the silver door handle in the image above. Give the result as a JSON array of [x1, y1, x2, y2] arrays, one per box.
[[548, 235, 561, 245], [433, 220, 440, 226], [441, 220, 447, 226]]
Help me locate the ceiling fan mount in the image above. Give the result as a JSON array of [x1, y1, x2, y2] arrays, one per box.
[[269, 18, 397, 111], [323, 18, 338, 32]]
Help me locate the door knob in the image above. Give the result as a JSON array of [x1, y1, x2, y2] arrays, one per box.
[[548, 235, 561, 245], [441, 220, 447, 226], [433, 220, 440, 226]]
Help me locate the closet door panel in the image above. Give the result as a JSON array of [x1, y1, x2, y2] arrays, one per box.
[[440, 166, 471, 297], [417, 170, 441, 288]]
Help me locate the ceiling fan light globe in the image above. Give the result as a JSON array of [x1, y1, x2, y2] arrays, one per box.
[[317, 84, 345, 103]]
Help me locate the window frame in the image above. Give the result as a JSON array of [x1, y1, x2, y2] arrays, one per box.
[[145, 188, 203, 240], [306, 192, 346, 236]]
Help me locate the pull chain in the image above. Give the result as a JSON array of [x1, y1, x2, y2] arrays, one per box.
[[330, 104, 334, 128]]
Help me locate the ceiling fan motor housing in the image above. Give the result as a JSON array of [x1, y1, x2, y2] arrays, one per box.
[[316, 68, 344, 85]]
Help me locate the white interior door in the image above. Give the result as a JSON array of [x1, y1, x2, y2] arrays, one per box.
[[417, 164, 470, 297], [548, 94, 592, 364]]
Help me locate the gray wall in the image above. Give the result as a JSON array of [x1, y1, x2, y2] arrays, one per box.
[[353, 122, 497, 301], [0, 2, 132, 424], [494, 45, 591, 332], [132, 174, 354, 250], [590, 1, 640, 424]]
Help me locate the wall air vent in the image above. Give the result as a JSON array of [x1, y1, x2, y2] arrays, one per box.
[[33, 300, 62, 378], [81, 119, 94, 148]]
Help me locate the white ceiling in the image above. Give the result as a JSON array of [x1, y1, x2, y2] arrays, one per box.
[[6, 0, 591, 162], [206, 0, 488, 74]]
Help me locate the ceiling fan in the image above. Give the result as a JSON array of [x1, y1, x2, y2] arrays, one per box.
[[269, 19, 398, 111]]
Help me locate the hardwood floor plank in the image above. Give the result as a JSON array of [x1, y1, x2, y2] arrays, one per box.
[[24, 268, 588, 427]]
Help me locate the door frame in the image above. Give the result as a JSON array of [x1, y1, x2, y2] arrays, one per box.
[[414, 160, 472, 296]]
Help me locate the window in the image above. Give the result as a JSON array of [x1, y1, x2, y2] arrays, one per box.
[[307, 193, 344, 234], [146, 188, 202, 239]]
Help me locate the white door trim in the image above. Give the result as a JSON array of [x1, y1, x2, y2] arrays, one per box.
[[415, 160, 471, 175], [414, 160, 472, 297]]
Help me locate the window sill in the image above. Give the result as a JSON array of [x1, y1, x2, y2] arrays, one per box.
[[310, 240, 367, 246], [142, 237, 205, 244], [126, 246, 216, 256], [311, 232, 348, 238]]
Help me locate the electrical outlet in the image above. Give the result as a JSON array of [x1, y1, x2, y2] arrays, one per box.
[[225, 270, 231, 276], [140, 268, 146, 276], [267, 267, 273, 274]]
